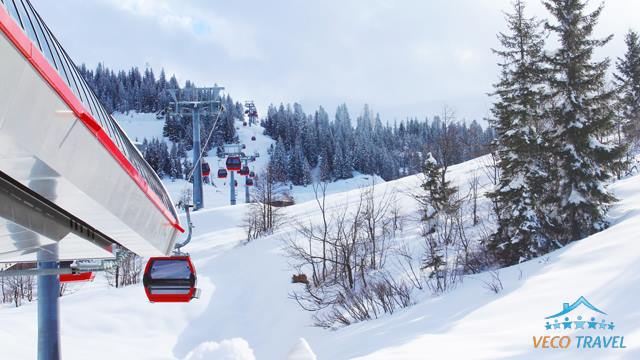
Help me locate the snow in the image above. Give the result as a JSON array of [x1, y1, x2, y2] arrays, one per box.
[[184, 339, 256, 360], [157, 114, 384, 208], [1, 116, 639, 358], [113, 111, 166, 142], [287, 338, 317, 360], [425, 152, 437, 165]]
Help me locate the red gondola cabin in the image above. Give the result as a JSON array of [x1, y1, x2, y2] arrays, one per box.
[[226, 156, 242, 171], [246, 178, 254, 186], [143, 256, 198, 303], [217, 168, 228, 179], [201, 162, 211, 177], [59, 272, 95, 283]]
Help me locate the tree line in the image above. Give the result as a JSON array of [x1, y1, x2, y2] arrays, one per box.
[[78, 63, 182, 114], [78, 63, 245, 180], [263, 103, 494, 185]]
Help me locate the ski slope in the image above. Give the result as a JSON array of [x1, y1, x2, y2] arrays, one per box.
[[113, 111, 165, 142], [117, 112, 383, 208], [1, 117, 639, 358]]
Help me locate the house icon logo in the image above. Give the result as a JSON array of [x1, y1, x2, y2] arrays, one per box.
[[544, 296, 614, 331], [533, 296, 627, 350]]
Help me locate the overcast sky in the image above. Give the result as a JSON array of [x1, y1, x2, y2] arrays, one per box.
[[31, 0, 640, 123]]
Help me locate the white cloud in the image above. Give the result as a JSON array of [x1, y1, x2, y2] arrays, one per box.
[[98, 0, 262, 60], [31, 0, 640, 123]]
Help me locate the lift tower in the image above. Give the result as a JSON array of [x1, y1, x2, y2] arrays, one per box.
[[167, 86, 224, 210], [244, 101, 258, 127], [220, 144, 257, 205]]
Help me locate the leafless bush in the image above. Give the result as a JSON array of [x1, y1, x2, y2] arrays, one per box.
[[106, 246, 143, 288], [244, 169, 286, 241], [481, 270, 503, 294], [287, 184, 412, 328], [468, 170, 480, 226], [395, 237, 425, 290], [1, 264, 35, 307], [309, 272, 413, 328]]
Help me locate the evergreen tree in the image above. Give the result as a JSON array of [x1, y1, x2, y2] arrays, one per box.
[[269, 138, 289, 183], [288, 137, 306, 185], [488, 0, 550, 265], [319, 148, 332, 182], [419, 153, 458, 231], [332, 143, 352, 180], [544, 0, 625, 242], [614, 30, 640, 148]]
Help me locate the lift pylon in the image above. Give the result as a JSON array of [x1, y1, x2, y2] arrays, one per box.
[[165, 86, 225, 210]]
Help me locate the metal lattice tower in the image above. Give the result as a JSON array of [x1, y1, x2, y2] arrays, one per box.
[[166, 86, 225, 210]]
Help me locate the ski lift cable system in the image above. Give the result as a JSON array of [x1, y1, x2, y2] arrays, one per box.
[[142, 92, 228, 303], [142, 97, 258, 303], [185, 103, 225, 184], [0, 96, 256, 303]]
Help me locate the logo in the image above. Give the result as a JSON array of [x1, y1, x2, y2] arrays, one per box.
[[532, 296, 627, 350]]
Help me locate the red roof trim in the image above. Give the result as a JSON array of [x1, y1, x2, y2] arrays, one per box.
[[0, 6, 183, 233]]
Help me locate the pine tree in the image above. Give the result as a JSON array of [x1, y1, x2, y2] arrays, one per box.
[[418, 153, 460, 283], [419, 153, 458, 230], [332, 143, 352, 180], [487, 0, 550, 265], [288, 138, 306, 185], [544, 0, 625, 242], [614, 30, 640, 148], [302, 158, 313, 186], [319, 148, 332, 182], [269, 138, 289, 183]]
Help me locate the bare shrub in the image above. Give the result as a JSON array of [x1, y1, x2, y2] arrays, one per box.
[[481, 270, 504, 294], [1, 264, 35, 307], [287, 183, 413, 328], [244, 169, 286, 241], [105, 246, 143, 288]]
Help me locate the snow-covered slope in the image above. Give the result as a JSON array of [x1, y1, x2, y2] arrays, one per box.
[[117, 112, 383, 209], [1, 117, 639, 358], [114, 111, 165, 142], [1, 153, 639, 359]]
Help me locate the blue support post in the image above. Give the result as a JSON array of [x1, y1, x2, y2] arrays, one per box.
[[37, 244, 60, 360], [192, 106, 204, 210], [230, 170, 236, 205], [244, 160, 250, 204]]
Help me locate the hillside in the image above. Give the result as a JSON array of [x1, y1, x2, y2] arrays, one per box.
[[116, 112, 384, 208], [1, 141, 638, 358]]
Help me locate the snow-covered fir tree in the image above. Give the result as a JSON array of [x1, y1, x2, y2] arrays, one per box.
[[417, 153, 460, 287], [543, 0, 625, 242], [487, 0, 550, 265], [418, 153, 459, 232], [614, 30, 640, 148], [269, 138, 289, 184]]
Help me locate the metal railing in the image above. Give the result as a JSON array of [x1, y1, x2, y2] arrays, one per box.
[[1, 0, 177, 221]]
